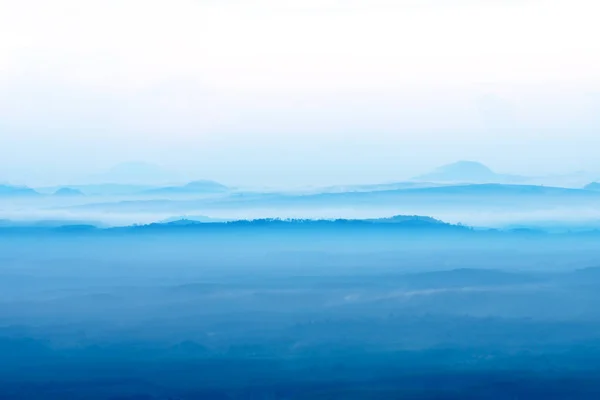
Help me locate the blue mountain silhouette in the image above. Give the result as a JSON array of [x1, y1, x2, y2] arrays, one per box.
[[0, 184, 40, 197], [413, 161, 526, 183]]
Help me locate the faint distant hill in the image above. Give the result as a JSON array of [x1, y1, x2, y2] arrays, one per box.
[[367, 215, 446, 225], [584, 182, 600, 191], [158, 215, 228, 223], [0, 184, 40, 197], [86, 162, 183, 185], [53, 187, 84, 197], [122, 215, 469, 233], [413, 161, 527, 184], [143, 180, 229, 196]]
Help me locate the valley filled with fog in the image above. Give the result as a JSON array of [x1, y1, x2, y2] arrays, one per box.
[[2, 221, 600, 398]]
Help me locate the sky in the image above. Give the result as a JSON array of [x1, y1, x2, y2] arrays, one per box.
[[1, 0, 600, 187]]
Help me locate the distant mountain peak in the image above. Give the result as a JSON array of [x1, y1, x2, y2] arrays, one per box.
[[438, 160, 493, 172], [426, 160, 495, 178], [369, 215, 445, 225], [414, 161, 525, 184]]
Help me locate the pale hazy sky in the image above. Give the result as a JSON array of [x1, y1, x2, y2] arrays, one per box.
[[1, 0, 599, 186]]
